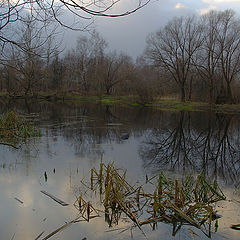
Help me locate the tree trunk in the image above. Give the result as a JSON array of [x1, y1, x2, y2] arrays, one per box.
[[181, 85, 186, 102], [106, 86, 111, 95], [226, 81, 233, 103], [188, 76, 193, 101], [209, 86, 214, 104]]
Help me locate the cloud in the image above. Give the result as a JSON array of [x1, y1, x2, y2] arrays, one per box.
[[198, 4, 218, 15], [175, 3, 187, 9], [199, 0, 240, 15]]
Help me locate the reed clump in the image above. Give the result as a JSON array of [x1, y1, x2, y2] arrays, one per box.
[[74, 161, 226, 238], [0, 111, 41, 148]]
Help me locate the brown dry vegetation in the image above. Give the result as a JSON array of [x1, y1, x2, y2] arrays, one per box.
[[71, 161, 225, 238]]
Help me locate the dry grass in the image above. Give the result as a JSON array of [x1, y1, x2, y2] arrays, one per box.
[[73, 161, 225, 238]]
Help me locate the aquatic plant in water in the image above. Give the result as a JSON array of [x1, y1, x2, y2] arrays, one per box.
[[0, 111, 41, 148], [73, 160, 226, 238]]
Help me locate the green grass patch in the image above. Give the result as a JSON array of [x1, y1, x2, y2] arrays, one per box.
[[3, 90, 240, 114], [155, 97, 181, 104], [62, 95, 99, 103], [99, 98, 118, 104], [131, 103, 140, 107], [152, 98, 212, 112], [173, 104, 194, 111]]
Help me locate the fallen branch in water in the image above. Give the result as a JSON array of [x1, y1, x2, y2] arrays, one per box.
[[14, 197, 23, 204], [41, 218, 78, 240], [34, 231, 45, 240], [40, 191, 69, 206], [0, 142, 19, 149]]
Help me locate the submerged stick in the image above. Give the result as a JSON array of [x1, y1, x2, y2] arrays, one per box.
[[10, 233, 15, 240], [0, 142, 18, 149], [40, 191, 69, 206], [14, 197, 23, 204], [34, 231, 45, 240], [41, 219, 76, 240]]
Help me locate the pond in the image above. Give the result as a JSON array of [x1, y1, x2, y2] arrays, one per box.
[[0, 100, 240, 240]]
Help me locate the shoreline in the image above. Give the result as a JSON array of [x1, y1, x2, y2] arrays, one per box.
[[0, 93, 240, 114]]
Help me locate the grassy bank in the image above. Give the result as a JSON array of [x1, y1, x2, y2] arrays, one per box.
[[58, 94, 240, 114], [1, 92, 240, 114]]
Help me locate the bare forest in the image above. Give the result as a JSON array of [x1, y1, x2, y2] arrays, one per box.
[[0, 8, 240, 104]]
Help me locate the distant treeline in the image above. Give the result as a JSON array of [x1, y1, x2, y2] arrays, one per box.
[[0, 9, 240, 103]]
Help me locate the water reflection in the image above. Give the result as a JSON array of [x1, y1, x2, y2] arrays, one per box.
[[140, 111, 240, 187], [0, 100, 240, 239], [2, 100, 240, 186]]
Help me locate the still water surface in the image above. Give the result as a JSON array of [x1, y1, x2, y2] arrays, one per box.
[[0, 100, 240, 240]]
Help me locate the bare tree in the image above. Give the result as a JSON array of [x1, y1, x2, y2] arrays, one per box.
[[195, 10, 240, 103], [216, 10, 240, 103], [145, 16, 203, 102], [49, 52, 65, 90], [133, 57, 161, 105], [98, 52, 126, 95], [63, 31, 107, 91], [77, 31, 107, 91], [73, 36, 93, 91], [1, 57, 19, 95], [1, 14, 59, 96], [194, 11, 222, 103]]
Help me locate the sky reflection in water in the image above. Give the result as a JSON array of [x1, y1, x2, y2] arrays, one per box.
[[0, 101, 240, 240]]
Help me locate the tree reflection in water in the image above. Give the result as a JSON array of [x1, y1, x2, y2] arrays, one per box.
[[1, 99, 240, 187], [141, 111, 240, 187]]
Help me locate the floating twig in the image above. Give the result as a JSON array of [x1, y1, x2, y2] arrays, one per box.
[[34, 231, 45, 240], [40, 191, 69, 206], [14, 197, 23, 204], [41, 218, 78, 240]]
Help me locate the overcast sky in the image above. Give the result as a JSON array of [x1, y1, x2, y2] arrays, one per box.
[[63, 0, 240, 59]]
